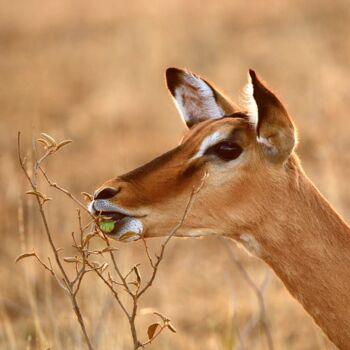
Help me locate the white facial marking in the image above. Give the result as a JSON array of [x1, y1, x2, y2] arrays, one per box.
[[173, 73, 224, 125], [88, 201, 95, 214], [239, 233, 261, 256], [190, 130, 227, 161], [240, 74, 258, 127]]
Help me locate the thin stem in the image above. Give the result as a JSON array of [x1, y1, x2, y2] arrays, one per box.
[[18, 132, 94, 350], [18, 130, 205, 350], [87, 262, 130, 319], [138, 183, 199, 298]]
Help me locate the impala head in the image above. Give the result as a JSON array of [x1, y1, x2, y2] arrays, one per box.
[[89, 68, 296, 245]]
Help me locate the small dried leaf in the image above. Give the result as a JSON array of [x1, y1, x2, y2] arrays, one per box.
[[101, 263, 109, 273], [56, 139, 73, 151], [63, 257, 79, 263], [167, 322, 177, 333], [37, 138, 50, 148], [119, 232, 138, 242], [101, 247, 118, 253], [81, 192, 93, 202], [128, 281, 139, 287], [26, 190, 46, 199], [15, 252, 36, 263], [133, 265, 141, 285], [98, 215, 113, 221], [147, 323, 161, 340], [90, 261, 102, 268], [82, 232, 97, 247], [41, 132, 57, 146]]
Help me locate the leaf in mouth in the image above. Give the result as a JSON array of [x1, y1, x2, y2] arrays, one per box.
[[99, 220, 116, 233]]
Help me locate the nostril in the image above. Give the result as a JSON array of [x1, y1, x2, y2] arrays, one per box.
[[94, 187, 120, 200]]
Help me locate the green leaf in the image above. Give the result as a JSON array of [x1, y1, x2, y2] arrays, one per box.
[[99, 220, 116, 233]]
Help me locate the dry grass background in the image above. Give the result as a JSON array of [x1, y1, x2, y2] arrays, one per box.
[[1, 0, 350, 349]]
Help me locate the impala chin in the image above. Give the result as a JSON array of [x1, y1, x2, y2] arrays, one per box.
[[107, 217, 143, 242]]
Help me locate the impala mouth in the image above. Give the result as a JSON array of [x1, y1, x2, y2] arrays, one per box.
[[89, 200, 143, 241]]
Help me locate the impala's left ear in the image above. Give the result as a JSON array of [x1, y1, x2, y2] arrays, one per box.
[[166, 67, 239, 128], [244, 70, 297, 163]]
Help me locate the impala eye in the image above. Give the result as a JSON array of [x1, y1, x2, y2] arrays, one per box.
[[210, 141, 243, 161]]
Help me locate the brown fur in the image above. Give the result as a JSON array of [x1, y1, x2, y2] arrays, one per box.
[[93, 69, 350, 349]]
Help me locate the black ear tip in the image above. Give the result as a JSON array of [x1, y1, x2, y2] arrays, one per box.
[[166, 67, 182, 76], [165, 67, 183, 94], [248, 69, 257, 81]]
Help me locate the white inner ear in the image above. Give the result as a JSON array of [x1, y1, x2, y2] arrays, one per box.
[[240, 75, 274, 149], [173, 73, 225, 125], [240, 74, 258, 127]]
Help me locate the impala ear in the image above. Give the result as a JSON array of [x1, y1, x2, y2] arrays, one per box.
[[166, 67, 239, 128], [244, 70, 296, 163]]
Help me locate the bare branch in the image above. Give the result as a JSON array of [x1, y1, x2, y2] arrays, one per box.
[[17, 130, 205, 350], [15, 251, 54, 275], [138, 179, 203, 298], [87, 261, 130, 319], [18, 132, 94, 350], [142, 238, 155, 268]]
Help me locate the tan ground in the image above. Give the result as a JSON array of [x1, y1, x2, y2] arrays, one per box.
[[1, 1, 349, 349]]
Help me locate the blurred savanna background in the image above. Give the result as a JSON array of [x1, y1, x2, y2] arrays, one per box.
[[1, 0, 350, 349]]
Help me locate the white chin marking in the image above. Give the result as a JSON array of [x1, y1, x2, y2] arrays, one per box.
[[116, 218, 143, 242]]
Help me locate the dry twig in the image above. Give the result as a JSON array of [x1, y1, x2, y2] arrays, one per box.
[[18, 132, 94, 350], [17, 131, 202, 350]]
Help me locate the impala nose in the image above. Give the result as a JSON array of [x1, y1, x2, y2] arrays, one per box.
[[94, 187, 120, 200]]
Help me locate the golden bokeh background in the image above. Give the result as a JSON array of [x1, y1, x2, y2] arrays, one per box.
[[1, 1, 349, 349]]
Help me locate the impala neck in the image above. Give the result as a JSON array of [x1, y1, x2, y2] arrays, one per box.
[[250, 163, 350, 349]]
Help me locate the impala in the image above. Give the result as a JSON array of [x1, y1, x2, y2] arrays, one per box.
[[89, 67, 350, 349]]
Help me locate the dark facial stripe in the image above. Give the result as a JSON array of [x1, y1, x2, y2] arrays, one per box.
[[120, 146, 181, 182]]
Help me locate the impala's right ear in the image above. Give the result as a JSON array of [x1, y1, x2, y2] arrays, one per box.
[[166, 67, 238, 128], [244, 70, 296, 163]]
